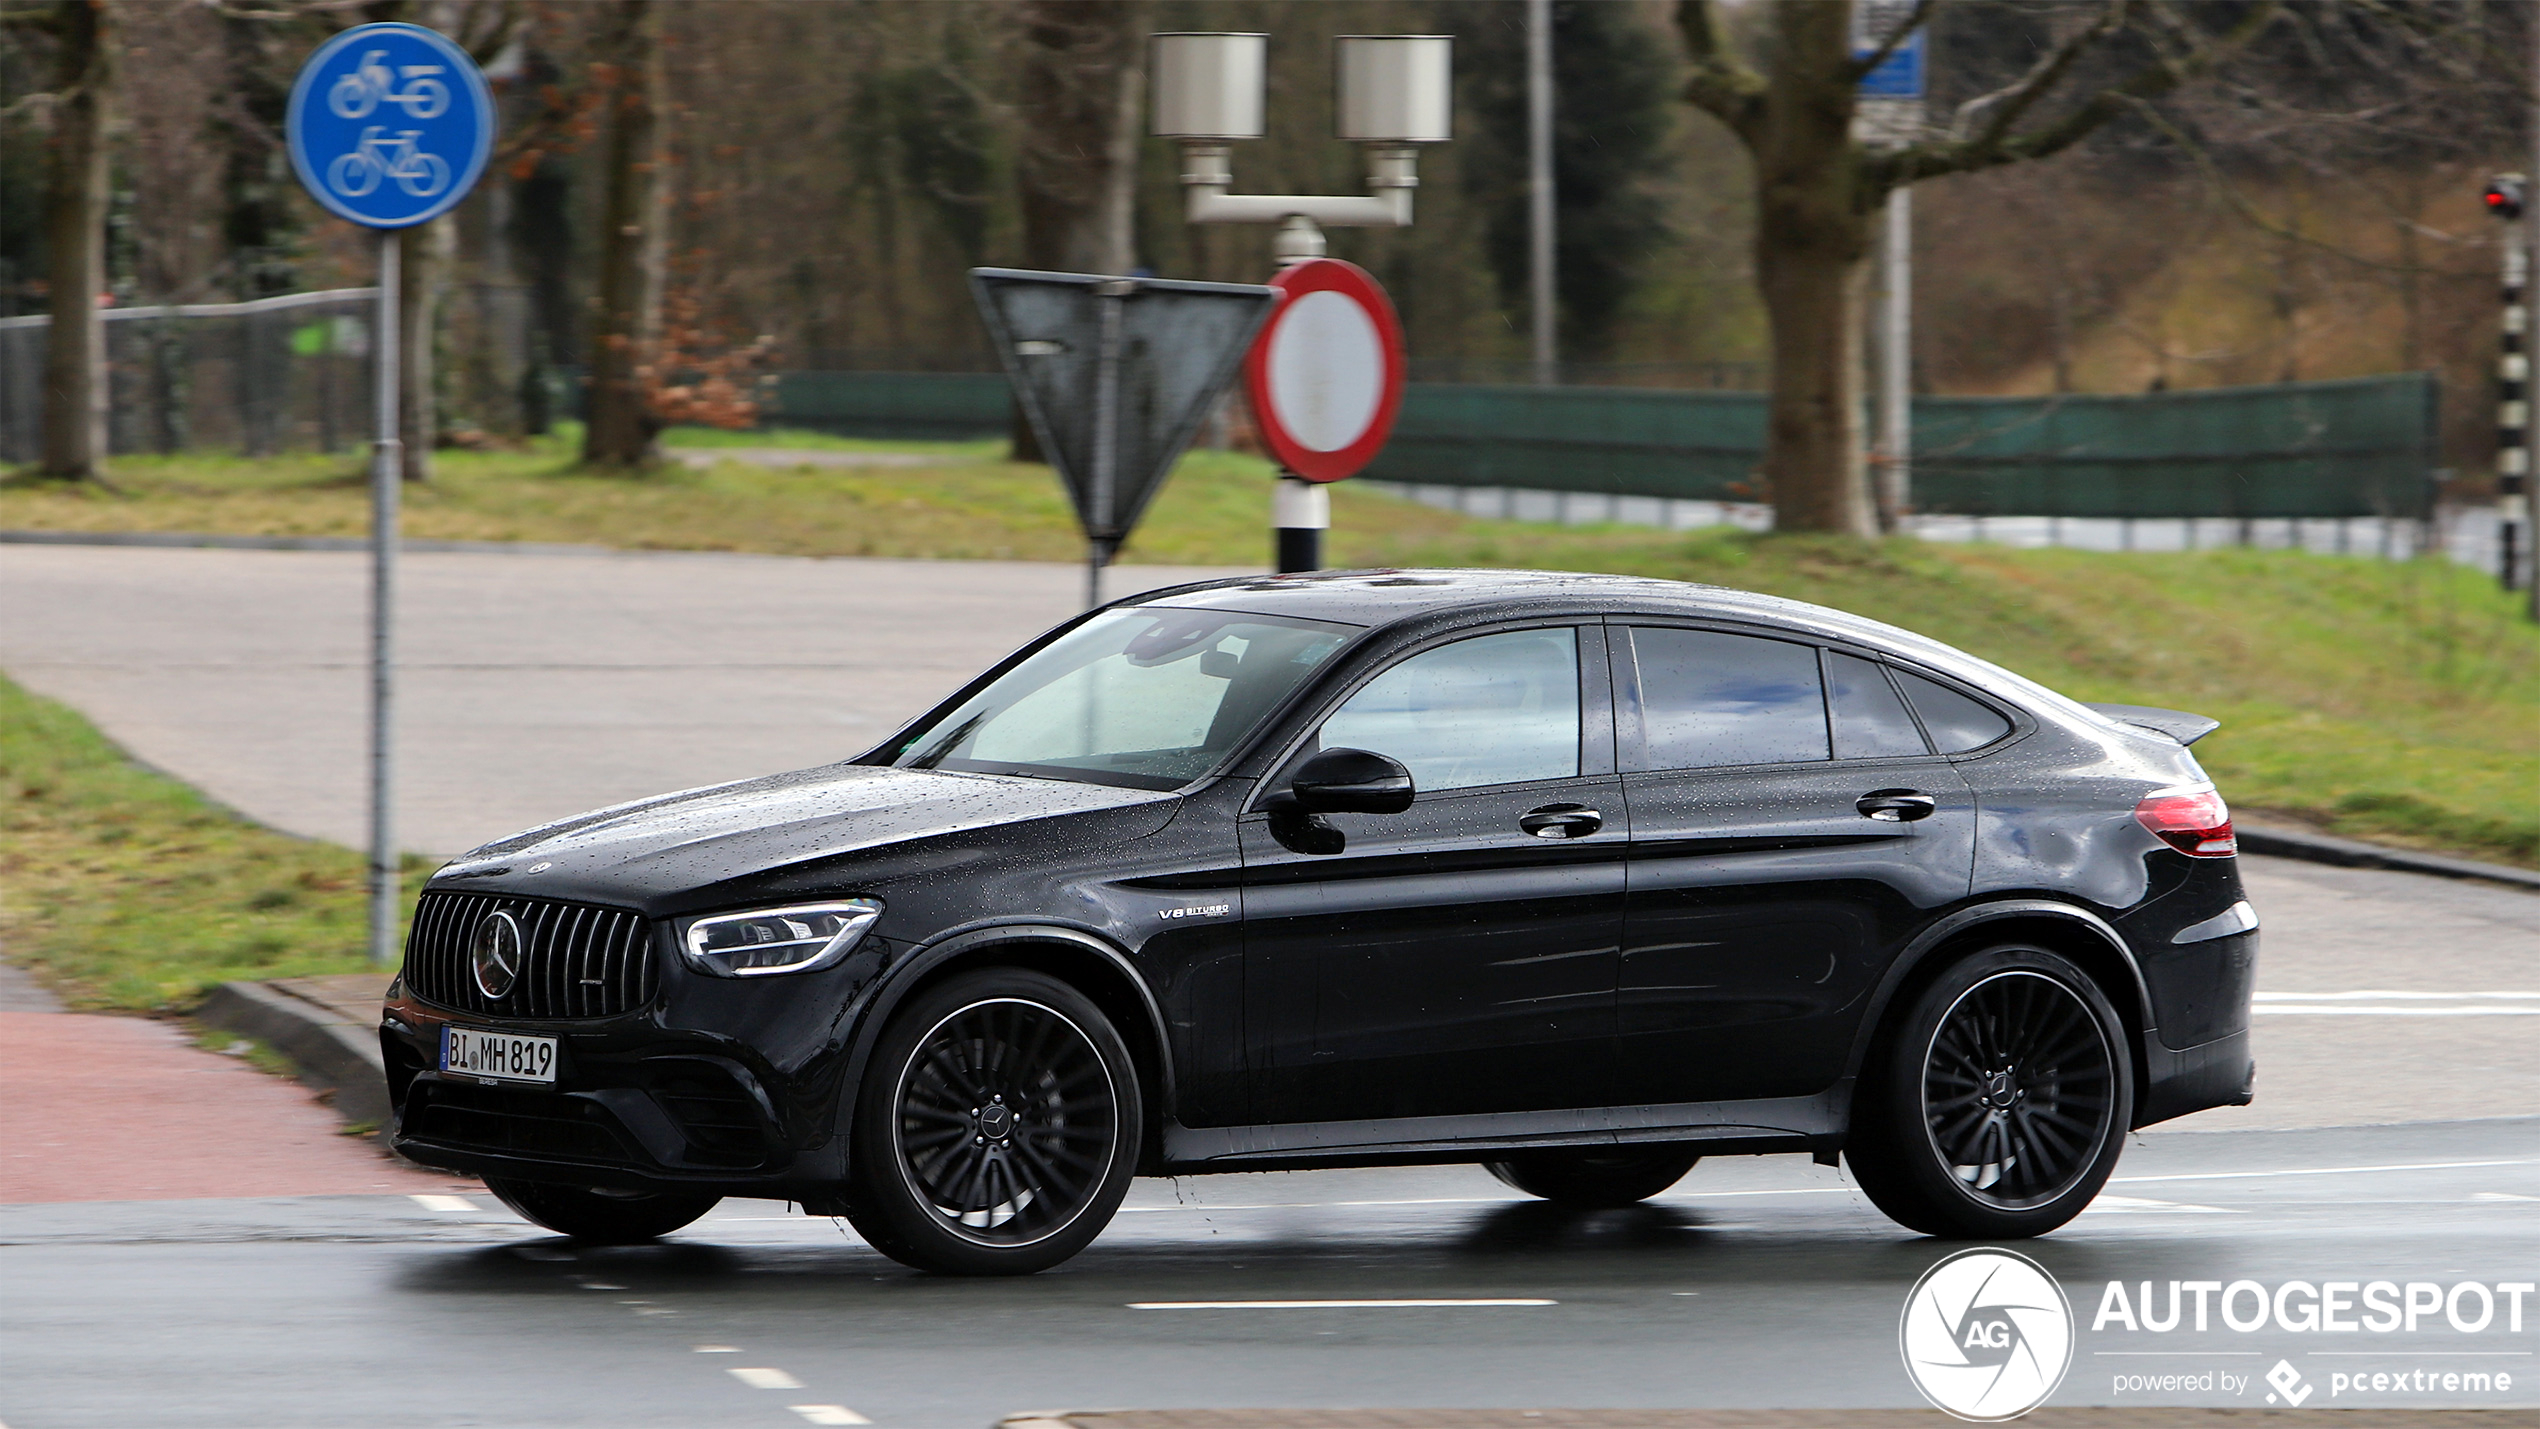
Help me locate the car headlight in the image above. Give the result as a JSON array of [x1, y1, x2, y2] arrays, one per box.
[[681, 900, 883, 978]]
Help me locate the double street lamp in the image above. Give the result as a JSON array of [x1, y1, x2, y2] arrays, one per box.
[[1150, 32, 1451, 569]]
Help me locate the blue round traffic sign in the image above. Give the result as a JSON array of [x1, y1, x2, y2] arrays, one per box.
[[286, 23, 494, 229]]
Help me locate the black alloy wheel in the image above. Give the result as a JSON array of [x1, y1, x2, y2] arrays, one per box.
[[846, 968, 1141, 1275], [1847, 945, 2133, 1239], [1484, 1147, 1702, 1208], [484, 1177, 720, 1243]]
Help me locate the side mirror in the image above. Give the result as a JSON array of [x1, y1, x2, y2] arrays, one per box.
[[1286, 747, 1415, 815]]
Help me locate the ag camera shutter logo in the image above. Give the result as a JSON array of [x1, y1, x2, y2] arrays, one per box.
[[1900, 1248, 2076, 1421]]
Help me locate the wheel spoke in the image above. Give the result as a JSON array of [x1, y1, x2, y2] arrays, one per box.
[[1924, 970, 2115, 1209]]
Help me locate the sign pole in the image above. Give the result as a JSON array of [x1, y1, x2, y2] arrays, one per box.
[[1088, 279, 1130, 609], [1877, 187, 1913, 529], [369, 227, 401, 966]]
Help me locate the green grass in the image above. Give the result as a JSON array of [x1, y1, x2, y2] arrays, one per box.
[[3, 429, 2534, 873], [0, 674, 421, 1012]]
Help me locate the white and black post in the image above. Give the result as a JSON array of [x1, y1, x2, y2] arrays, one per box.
[[369, 229, 402, 966], [1274, 475, 1328, 573], [2503, 241, 2527, 593]]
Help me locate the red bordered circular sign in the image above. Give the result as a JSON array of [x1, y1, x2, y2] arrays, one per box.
[[1243, 257, 1405, 483]]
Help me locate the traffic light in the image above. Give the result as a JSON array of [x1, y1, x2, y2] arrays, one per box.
[[2485, 174, 2526, 221]]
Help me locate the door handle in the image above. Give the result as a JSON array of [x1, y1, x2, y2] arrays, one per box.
[[1857, 789, 1938, 823], [1520, 804, 1603, 839]]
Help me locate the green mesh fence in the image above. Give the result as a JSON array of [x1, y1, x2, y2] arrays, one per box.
[[1362, 372, 2439, 519], [767, 369, 2439, 520]]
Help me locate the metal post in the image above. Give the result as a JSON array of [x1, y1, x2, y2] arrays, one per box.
[[1089, 279, 1129, 608], [2501, 241, 2528, 594], [1526, 0, 1556, 387], [2530, 20, 2540, 620], [369, 229, 402, 967], [1875, 188, 1913, 526]]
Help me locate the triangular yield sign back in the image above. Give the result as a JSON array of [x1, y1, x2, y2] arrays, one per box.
[[971, 268, 1278, 562]]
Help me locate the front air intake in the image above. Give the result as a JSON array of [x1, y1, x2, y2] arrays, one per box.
[[403, 892, 658, 1019]]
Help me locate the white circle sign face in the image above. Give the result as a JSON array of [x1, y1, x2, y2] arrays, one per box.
[[1898, 1248, 2074, 1422], [1265, 289, 1385, 453]]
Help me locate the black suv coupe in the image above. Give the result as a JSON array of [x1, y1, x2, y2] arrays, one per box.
[[383, 570, 2257, 1274]]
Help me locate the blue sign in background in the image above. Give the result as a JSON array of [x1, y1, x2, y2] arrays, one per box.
[[286, 23, 494, 229], [1856, 31, 1927, 100]]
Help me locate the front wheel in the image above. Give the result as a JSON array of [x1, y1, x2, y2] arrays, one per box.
[[1485, 1146, 1701, 1208], [484, 1177, 719, 1244], [844, 969, 1141, 1275], [1847, 945, 2133, 1239]]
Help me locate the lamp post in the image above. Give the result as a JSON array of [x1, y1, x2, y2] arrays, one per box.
[[1151, 32, 1451, 572]]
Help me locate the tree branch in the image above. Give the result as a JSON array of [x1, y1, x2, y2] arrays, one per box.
[[1949, 1, 2130, 153], [1674, 0, 1767, 144], [1871, 0, 2280, 189]]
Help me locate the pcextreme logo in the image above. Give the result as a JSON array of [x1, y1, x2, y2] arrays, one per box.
[[1900, 1247, 2077, 1422]]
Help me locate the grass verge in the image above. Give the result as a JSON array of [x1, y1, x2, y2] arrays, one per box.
[[0, 674, 419, 1012], [3, 431, 2533, 868]]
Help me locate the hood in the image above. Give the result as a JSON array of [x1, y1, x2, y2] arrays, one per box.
[[426, 763, 1177, 909]]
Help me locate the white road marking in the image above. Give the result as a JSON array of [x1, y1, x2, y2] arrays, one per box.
[[2253, 990, 2540, 1000], [1128, 1298, 1556, 1310], [2114, 1158, 2540, 1186], [577, 1281, 627, 1291], [2474, 1191, 2540, 1202], [408, 1194, 476, 1212], [2083, 1194, 2234, 1214], [791, 1408, 871, 1426], [2254, 1005, 2540, 1015], [731, 1367, 805, 1390]]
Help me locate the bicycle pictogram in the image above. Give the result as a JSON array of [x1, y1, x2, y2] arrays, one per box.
[[328, 49, 450, 120], [325, 127, 451, 199]]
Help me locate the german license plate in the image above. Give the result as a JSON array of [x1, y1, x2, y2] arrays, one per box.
[[440, 1026, 557, 1085]]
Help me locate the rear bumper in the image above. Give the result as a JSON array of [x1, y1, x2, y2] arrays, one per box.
[[2135, 1026, 2255, 1128]]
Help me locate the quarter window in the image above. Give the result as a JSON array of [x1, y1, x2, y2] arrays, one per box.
[[1320, 628, 1580, 792], [1892, 668, 2013, 752], [1827, 652, 1932, 759], [1627, 628, 1829, 771]]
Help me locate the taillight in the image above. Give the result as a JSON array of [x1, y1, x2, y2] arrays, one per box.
[[2135, 786, 2236, 857]]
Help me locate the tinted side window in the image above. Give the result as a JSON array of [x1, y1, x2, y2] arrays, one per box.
[[1892, 669, 2014, 752], [1321, 628, 1580, 792], [1628, 628, 1829, 771], [1827, 652, 1931, 758]]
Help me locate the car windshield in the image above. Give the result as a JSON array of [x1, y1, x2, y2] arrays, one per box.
[[889, 607, 1358, 789]]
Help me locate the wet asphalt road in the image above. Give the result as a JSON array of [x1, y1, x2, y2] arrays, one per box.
[[5, 1119, 2534, 1428]]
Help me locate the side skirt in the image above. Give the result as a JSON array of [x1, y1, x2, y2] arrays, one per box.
[[1159, 1086, 1849, 1175]]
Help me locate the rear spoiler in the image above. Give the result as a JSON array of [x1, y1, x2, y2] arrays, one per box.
[[2086, 703, 2222, 746]]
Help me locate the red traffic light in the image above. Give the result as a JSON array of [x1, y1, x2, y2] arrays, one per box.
[[2485, 176, 2527, 220]]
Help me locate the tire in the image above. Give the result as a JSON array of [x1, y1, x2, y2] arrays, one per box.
[[1484, 1146, 1702, 1208], [1846, 944, 2134, 1239], [484, 1177, 719, 1244], [843, 968, 1142, 1275]]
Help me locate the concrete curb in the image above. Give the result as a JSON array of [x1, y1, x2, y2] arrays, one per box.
[[195, 980, 390, 1135], [2238, 821, 2540, 892]]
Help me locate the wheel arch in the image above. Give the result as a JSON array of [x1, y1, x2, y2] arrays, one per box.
[[841, 923, 1176, 1170], [1840, 899, 2154, 1126]]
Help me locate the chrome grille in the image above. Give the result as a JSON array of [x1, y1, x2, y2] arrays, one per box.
[[403, 892, 658, 1019]]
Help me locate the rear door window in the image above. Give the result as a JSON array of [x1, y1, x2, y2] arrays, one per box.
[[1891, 668, 2014, 753], [1826, 652, 1932, 759], [1625, 627, 1829, 771]]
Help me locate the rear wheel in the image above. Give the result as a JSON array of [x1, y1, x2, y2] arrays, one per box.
[[844, 968, 1141, 1275], [484, 1177, 719, 1244], [1847, 945, 2132, 1239], [1484, 1146, 1701, 1208]]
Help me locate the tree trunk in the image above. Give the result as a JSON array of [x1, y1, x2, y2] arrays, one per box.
[[583, 0, 667, 470], [1008, 0, 1146, 463], [397, 215, 450, 481], [39, 0, 113, 480], [1748, 2, 1877, 537]]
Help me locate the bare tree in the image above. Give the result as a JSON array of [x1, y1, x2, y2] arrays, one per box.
[[1676, 0, 2278, 535], [1007, 0, 1144, 461], [5, 0, 114, 479], [582, 0, 666, 468]]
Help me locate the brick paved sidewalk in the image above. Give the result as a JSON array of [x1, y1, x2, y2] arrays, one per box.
[[0, 964, 472, 1204]]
